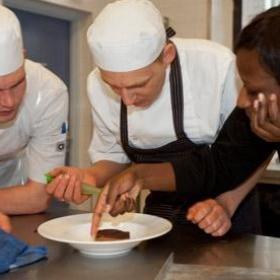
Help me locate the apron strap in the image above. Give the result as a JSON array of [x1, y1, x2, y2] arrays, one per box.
[[169, 49, 187, 140]]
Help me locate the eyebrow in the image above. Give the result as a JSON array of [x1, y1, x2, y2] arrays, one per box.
[[11, 76, 26, 89], [103, 76, 151, 89], [0, 76, 26, 91], [126, 77, 151, 89]]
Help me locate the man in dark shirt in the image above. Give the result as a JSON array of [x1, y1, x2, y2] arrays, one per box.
[[91, 6, 280, 235]]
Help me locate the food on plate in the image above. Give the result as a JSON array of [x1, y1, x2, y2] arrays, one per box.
[[96, 229, 130, 241]]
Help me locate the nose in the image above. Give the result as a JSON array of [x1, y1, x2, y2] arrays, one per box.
[[237, 87, 252, 109], [120, 88, 136, 106], [0, 90, 15, 108]]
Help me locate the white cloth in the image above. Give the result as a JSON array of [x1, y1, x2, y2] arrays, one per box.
[[0, 59, 68, 187], [88, 39, 238, 164]]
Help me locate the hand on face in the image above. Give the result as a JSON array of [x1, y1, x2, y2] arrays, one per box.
[[251, 93, 280, 142], [91, 168, 142, 237], [0, 213, 11, 233], [186, 199, 231, 237], [45, 166, 90, 204]]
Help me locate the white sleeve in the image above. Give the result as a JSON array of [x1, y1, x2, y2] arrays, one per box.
[[87, 73, 130, 164], [26, 86, 69, 184], [88, 108, 130, 164], [219, 58, 239, 127]]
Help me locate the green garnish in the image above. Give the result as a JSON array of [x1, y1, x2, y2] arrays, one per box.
[[45, 174, 54, 184]]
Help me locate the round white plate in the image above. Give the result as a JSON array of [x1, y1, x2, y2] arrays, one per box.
[[38, 213, 172, 257]]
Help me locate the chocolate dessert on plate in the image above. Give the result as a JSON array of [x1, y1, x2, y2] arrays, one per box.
[[96, 229, 130, 241]]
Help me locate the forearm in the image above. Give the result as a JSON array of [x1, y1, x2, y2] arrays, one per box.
[[0, 181, 51, 215], [216, 154, 273, 217], [83, 160, 130, 188], [132, 163, 176, 191], [172, 108, 275, 197]]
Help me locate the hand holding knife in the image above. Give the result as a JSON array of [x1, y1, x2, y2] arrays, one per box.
[[45, 174, 100, 196], [46, 173, 104, 239]]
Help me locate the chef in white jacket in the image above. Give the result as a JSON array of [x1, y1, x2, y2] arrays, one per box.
[[46, 0, 238, 228], [0, 6, 68, 215]]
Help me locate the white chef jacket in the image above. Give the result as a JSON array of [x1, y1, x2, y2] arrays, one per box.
[[88, 38, 238, 164], [0, 59, 68, 187]]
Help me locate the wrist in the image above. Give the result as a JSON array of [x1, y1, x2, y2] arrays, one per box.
[[216, 194, 235, 218], [130, 164, 146, 190], [83, 168, 97, 187]]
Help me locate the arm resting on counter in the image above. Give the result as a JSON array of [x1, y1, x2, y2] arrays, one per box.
[[0, 179, 51, 215], [172, 108, 276, 197], [216, 153, 274, 217], [186, 153, 274, 237]]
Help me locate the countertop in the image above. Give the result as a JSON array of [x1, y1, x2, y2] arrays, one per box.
[[3, 207, 280, 280]]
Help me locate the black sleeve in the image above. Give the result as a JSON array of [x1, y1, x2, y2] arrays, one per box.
[[171, 107, 276, 197]]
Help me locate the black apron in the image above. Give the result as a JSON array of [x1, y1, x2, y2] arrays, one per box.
[[120, 51, 209, 224], [120, 45, 262, 234]]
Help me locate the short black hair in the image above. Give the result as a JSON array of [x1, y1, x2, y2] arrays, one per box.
[[235, 5, 280, 84]]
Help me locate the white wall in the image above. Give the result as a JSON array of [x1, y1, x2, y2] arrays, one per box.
[[152, 0, 210, 39], [211, 0, 233, 48], [37, 0, 216, 41]]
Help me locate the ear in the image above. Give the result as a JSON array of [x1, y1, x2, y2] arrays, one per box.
[[162, 42, 176, 66]]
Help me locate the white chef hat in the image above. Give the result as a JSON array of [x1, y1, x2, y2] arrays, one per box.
[[0, 6, 24, 76], [87, 0, 166, 72]]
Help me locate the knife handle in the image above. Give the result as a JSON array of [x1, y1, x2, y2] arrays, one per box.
[[45, 174, 100, 196], [81, 184, 100, 196]]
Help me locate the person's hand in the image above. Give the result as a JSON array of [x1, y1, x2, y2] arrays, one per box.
[[186, 199, 231, 237], [105, 168, 142, 215], [0, 213, 11, 233], [251, 93, 280, 142], [91, 188, 139, 238], [91, 167, 142, 237], [46, 166, 90, 204]]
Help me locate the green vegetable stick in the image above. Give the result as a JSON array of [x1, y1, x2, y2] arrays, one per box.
[[81, 183, 100, 195], [44, 174, 100, 196]]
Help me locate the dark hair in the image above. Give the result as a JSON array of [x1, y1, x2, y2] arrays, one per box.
[[235, 6, 280, 84]]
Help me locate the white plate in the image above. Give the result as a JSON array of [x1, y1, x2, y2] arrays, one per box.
[[38, 213, 172, 257]]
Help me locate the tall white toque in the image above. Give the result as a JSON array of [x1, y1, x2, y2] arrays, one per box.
[[0, 5, 24, 76], [87, 0, 166, 72]]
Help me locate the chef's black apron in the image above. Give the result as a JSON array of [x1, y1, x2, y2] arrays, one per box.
[[120, 43, 262, 234]]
